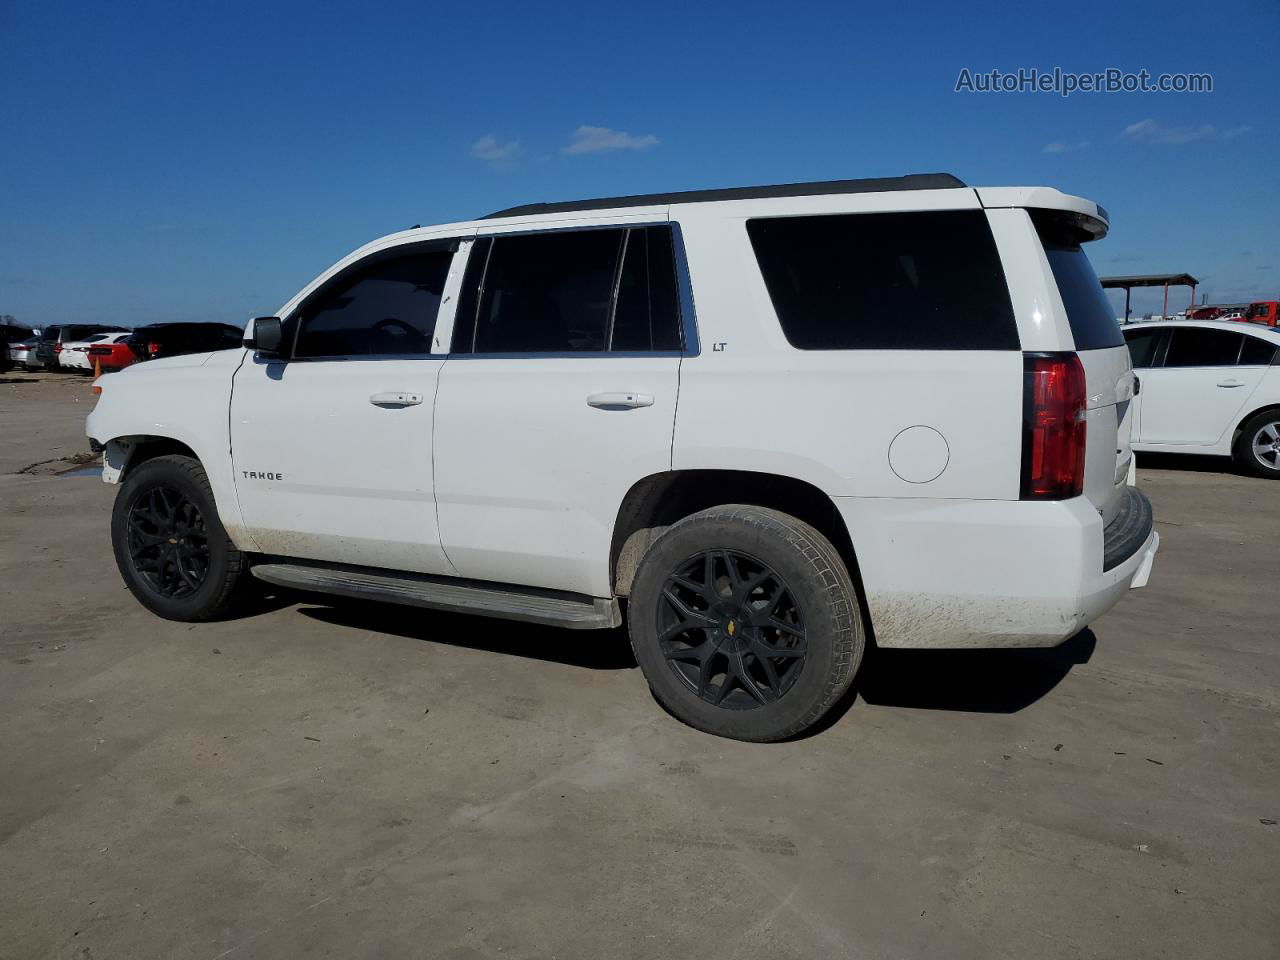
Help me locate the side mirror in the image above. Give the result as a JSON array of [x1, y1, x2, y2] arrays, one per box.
[[247, 316, 285, 358]]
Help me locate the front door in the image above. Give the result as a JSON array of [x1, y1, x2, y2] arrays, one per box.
[[432, 223, 687, 598], [230, 239, 466, 574]]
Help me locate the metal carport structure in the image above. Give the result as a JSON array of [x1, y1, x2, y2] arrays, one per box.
[[1101, 273, 1199, 323]]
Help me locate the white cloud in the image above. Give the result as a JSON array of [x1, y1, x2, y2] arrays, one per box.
[[562, 125, 659, 155], [1042, 140, 1090, 154], [1121, 118, 1253, 145], [470, 134, 522, 167]]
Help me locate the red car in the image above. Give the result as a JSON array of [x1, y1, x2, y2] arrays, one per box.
[[86, 336, 139, 372]]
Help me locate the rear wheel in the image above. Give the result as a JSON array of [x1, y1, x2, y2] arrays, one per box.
[[111, 454, 251, 621], [1233, 411, 1280, 479], [628, 505, 863, 741]]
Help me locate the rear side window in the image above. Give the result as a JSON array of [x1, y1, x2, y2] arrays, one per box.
[[1164, 327, 1244, 367], [1240, 335, 1278, 366], [746, 210, 1018, 350], [1033, 212, 1124, 350], [454, 226, 682, 354], [294, 248, 453, 358]]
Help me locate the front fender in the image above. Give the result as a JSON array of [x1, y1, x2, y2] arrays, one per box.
[[87, 350, 257, 550]]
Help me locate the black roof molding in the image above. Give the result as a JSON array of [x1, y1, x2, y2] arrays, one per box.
[[482, 173, 966, 219]]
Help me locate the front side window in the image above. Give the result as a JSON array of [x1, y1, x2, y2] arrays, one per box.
[[294, 248, 453, 358], [746, 210, 1018, 351], [1123, 327, 1168, 368], [453, 226, 682, 354], [1163, 327, 1244, 367]]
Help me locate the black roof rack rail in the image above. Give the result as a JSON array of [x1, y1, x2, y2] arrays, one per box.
[[482, 173, 966, 219]]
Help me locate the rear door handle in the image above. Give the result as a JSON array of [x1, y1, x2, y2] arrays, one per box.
[[586, 392, 654, 409], [1216, 380, 1245, 388], [369, 391, 424, 406]]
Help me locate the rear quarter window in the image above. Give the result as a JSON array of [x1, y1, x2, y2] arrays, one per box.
[[746, 210, 1018, 351], [1033, 212, 1124, 351], [1240, 335, 1278, 366]]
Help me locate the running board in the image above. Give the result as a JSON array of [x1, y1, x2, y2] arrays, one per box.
[[250, 561, 621, 630]]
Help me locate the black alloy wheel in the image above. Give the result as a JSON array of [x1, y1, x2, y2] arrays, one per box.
[[628, 505, 864, 742], [111, 454, 251, 621], [658, 549, 807, 709], [127, 484, 211, 598]]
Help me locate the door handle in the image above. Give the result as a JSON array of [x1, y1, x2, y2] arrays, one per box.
[[586, 392, 654, 409], [369, 391, 424, 406], [1216, 381, 1245, 388]]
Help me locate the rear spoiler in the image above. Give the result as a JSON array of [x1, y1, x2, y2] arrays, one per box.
[[976, 186, 1108, 241]]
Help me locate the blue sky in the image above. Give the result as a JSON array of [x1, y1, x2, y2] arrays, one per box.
[[1, 0, 1276, 327]]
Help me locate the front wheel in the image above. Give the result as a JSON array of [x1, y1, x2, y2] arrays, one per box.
[[1233, 411, 1280, 479], [110, 454, 251, 621], [628, 505, 864, 742]]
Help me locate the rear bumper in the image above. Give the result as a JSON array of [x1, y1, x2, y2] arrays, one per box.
[[1103, 486, 1153, 571], [832, 492, 1159, 649]]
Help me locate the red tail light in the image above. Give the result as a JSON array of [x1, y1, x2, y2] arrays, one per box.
[[1020, 353, 1087, 500], [147, 342, 161, 356], [54, 342, 62, 353]]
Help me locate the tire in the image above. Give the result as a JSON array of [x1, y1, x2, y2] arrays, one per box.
[[110, 454, 251, 621], [1233, 411, 1280, 479], [628, 505, 864, 742]]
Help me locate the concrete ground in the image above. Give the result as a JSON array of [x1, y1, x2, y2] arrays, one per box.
[[1, 369, 1277, 960]]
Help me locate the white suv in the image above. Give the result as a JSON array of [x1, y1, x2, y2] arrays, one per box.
[[87, 174, 1158, 741]]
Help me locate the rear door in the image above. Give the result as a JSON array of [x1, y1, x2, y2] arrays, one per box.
[[432, 222, 685, 598], [1035, 218, 1133, 524], [1138, 326, 1268, 446]]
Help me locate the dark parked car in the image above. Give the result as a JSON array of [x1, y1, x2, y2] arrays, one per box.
[[125, 322, 245, 361], [31, 324, 128, 371]]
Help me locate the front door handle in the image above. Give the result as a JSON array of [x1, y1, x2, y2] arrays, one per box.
[[370, 391, 424, 406], [586, 392, 654, 409], [1216, 380, 1246, 388]]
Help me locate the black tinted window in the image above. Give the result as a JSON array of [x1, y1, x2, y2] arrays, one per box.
[[1123, 327, 1167, 368], [612, 227, 682, 352], [746, 211, 1017, 351], [1037, 238, 1124, 350], [1240, 335, 1278, 366], [456, 227, 682, 354], [295, 249, 452, 358], [471, 229, 621, 353], [1164, 327, 1244, 367]]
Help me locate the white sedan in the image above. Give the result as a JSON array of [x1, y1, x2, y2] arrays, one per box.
[[1124, 320, 1280, 478], [59, 333, 130, 372]]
